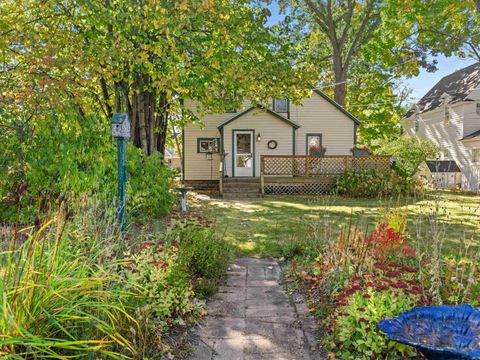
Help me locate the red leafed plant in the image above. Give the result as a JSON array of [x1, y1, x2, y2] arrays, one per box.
[[367, 223, 415, 262]]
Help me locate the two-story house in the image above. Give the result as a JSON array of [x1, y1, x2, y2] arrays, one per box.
[[405, 63, 480, 192], [181, 89, 361, 191]]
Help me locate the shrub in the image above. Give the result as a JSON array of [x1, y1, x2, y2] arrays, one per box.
[[328, 288, 420, 359], [122, 241, 197, 323], [173, 218, 233, 298], [376, 135, 439, 178], [128, 149, 175, 220], [335, 169, 420, 198]]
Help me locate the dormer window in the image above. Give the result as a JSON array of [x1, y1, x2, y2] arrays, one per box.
[[273, 99, 289, 113], [444, 106, 450, 127]]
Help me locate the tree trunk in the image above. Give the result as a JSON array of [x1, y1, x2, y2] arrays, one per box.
[[137, 84, 149, 156], [333, 63, 347, 106], [125, 75, 169, 157]]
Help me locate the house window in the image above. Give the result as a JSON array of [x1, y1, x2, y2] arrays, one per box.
[[197, 138, 220, 153], [444, 106, 450, 126], [414, 115, 420, 132], [273, 99, 289, 113], [472, 149, 480, 163], [306, 134, 323, 155], [439, 148, 451, 160], [476, 102, 480, 116]]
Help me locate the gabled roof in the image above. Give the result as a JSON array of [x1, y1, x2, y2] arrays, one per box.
[[217, 105, 300, 129], [426, 160, 461, 173], [312, 89, 361, 125], [405, 62, 480, 118]]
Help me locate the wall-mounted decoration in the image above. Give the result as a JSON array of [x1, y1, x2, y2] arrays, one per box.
[[267, 140, 278, 150]]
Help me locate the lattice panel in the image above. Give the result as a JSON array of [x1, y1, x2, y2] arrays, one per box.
[[264, 183, 335, 195], [346, 157, 391, 172], [262, 155, 391, 176], [263, 157, 305, 176], [307, 157, 346, 175]]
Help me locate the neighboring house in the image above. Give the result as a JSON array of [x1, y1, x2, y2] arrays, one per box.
[[405, 63, 480, 192], [164, 148, 181, 172], [181, 89, 360, 185]]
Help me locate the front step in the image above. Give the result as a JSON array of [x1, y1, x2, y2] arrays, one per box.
[[223, 177, 259, 183], [222, 177, 261, 199]]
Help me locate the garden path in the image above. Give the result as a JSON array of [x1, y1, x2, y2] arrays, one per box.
[[188, 258, 324, 360]]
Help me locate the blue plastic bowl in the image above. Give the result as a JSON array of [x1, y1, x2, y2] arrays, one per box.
[[379, 304, 480, 360]]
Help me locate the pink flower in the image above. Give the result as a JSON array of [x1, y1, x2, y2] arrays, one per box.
[[357, 307, 366, 312], [362, 294, 372, 299]]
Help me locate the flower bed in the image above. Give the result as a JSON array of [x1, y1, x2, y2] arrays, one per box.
[[286, 208, 479, 359], [0, 191, 231, 359]]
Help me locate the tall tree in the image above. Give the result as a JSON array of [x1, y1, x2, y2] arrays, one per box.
[[1, 0, 312, 157]]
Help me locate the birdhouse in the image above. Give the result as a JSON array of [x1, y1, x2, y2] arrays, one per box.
[[111, 113, 130, 139]]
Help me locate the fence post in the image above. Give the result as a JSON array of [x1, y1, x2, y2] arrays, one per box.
[[344, 156, 348, 173], [260, 155, 265, 196], [306, 156, 310, 177]]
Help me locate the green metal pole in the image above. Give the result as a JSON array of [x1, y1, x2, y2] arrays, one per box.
[[116, 138, 127, 232]]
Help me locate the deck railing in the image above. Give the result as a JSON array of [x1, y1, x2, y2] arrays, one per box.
[[260, 155, 391, 195]]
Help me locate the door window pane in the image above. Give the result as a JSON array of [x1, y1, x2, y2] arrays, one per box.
[[236, 155, 252, 168], [236, 133, 251, 153]]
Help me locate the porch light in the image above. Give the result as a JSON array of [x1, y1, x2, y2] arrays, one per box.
[[256, 133, 261, 142]]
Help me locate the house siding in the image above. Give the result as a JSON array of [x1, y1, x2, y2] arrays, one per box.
[[463, 101, 480, 137], [183, 100, 250, 180], [183, 92, 357, 180], [290, 92, 355, 155], [406, 103, 480, 191], [223, 109, 293, 177]]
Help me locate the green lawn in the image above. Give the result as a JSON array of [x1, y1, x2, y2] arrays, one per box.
[[194, 191, 480, 258]]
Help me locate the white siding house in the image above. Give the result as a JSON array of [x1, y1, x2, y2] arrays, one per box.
[[405, 63, 480, 192], [182, 89, 360, 183]]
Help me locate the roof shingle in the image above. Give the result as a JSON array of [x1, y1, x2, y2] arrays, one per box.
[[405, 63, 480, 118]]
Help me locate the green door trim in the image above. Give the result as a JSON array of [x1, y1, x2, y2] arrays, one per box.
[[232, 129, 255, 177]]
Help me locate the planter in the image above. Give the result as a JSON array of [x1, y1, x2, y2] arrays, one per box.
[[351, 149, 370, 156], [310, 150, 326, 156], [379, 304, 480, 360]]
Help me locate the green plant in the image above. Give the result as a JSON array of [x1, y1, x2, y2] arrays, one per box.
[[174, 220, 232, 298], [376, 135, 439, 178], [122, 241, 197, 323], [328, 288, 420, 359], [128, 149, 175, 220], [0, 200, 134, 359], [336, 169, 420, 198]]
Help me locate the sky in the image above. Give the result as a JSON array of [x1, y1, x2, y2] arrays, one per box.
[[266, 2, 477, 103]]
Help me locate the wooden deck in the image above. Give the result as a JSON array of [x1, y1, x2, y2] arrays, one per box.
[[260, 155, 391, 195]]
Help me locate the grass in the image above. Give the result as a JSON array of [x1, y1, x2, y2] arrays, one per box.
[[193, 191, 480, 258]]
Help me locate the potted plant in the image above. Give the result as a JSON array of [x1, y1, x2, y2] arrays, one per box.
[[309, 144, 327, 156], [351, 145, 370, 156]]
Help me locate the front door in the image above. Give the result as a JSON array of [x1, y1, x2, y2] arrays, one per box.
[[233, 130, 254, 177]]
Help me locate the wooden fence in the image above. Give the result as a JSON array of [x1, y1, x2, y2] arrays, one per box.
[[260, 155, 391, 195]]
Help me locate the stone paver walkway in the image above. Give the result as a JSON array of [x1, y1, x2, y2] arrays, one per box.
[[188, 258, 323, 360]]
